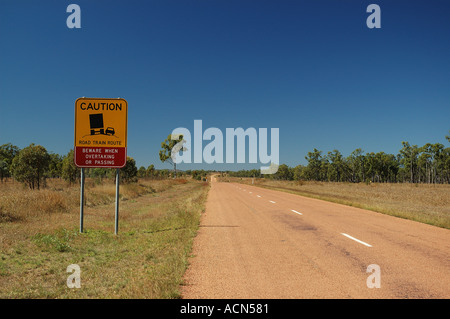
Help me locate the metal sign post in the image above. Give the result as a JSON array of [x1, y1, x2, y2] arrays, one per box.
[[115, 168, 120, 235], [80, 167, 85, 233]]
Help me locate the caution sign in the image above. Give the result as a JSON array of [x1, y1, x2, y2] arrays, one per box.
[[74, 98, 128, 168]]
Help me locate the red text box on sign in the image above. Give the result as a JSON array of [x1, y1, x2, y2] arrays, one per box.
[[75, 147, 127, 168]]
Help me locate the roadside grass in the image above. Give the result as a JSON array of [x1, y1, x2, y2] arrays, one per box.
[[0, 178, 209, 298], [222, 177, 450, 229]]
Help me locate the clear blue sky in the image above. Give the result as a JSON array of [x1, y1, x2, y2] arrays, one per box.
[[1, 0, 449, 171]]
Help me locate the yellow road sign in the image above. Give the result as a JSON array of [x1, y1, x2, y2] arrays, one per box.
[[74, 97, 128, 168]]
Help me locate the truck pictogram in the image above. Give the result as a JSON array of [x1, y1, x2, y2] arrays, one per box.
[[89, 114, 115, 136]]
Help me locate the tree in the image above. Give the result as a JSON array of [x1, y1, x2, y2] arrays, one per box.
[[430, 143, 445, 183], [159, 134, 186, 178], [89, 167, 109, 179], [192, 169, 207, 181], [376, 152, 398, 183], [0, 143, 20, 182], [304, 148, 323, 181], [47, 153, 63, 178], [348, 148, 365, 183], [61, 149, 80, 184], [11, 144, 50, 189], [274, 164, 293, 180], [120, 157, 138, 183], [443, 147, 450, 183], [399, 142, 419, 183], [146, 164, 156, 178], [418, 143, 433, 183], [326, 150, 347, 182], [292, 165, 305, 180], [137, 166, 147, 178]]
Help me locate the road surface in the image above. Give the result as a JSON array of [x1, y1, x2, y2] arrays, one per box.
[[182, 178, 450, 298]]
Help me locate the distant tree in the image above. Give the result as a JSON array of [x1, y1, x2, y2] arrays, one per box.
[[320, 157, 330, 182], [304, 148, 322, 181], [61, 149, 80, 184], [137, 166, 147, 178], [249, 169, 260, 179], [159, 134, 186, 178], [146, 164, 156, 178], [89, 167, 110, 179], [399, 142, 420, 183], [443, 147, 450, 183], [275, 164, 293, 180], [376, 152, 398, 183], [292, 165, 305, 180], [365, 152, 379, 182], [47, 153, 63, 178], [347, 148, 365, 183], [0, 143, 20, 182], [429, 143, 445, 183], [192, 170, 208, 181], [120, 157, 138, 183], [326, 150, 346, 182], [0, 160, 6, 183], [11, 144, 50, 189], [159, 169, 170, 178]]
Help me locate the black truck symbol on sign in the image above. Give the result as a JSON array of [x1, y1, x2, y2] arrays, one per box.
[[89, 113, 115, 136]]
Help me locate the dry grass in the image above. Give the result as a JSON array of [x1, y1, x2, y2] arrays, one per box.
[[0, 184, 73, 223], [0, 178, 210, 298], [223, 177, 450, 229], [0, 178, 174, 222]]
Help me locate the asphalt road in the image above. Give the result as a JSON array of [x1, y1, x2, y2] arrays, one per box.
[[182, 178, 450, 298]]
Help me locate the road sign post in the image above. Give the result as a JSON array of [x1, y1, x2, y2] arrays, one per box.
[[115, 168, 120, 235], [80, 167, 85, 233], [74, 98, 128, 234]]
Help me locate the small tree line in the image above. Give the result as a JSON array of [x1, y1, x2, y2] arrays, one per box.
[[229, 133, 450, 184], [136, 165, 209, 181], [0, 143, 140, 189]]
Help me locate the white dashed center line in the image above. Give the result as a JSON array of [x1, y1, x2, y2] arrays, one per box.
[[341, 233, 372, 247]]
